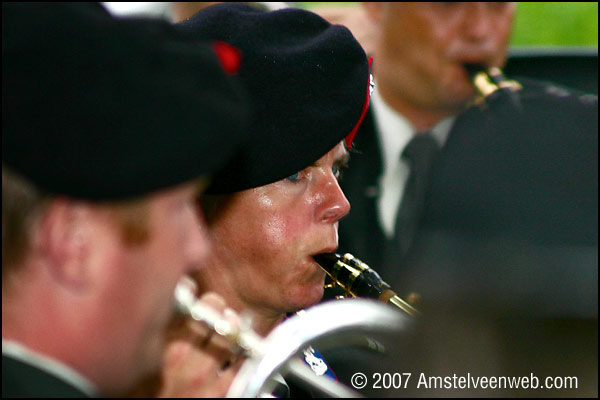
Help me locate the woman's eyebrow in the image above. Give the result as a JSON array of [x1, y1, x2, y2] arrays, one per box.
[[336, 151, 350, 166], [309, 148, 350, 168]]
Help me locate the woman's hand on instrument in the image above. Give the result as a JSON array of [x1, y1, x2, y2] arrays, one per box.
[[158, 292, 244, 398]]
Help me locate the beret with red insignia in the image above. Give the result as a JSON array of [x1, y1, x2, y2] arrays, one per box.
[[177, 3, 371, 194], [3, 2, 250, 200]]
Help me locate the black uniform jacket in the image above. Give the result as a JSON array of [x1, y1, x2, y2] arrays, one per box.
[[2, 354, 90, 398]]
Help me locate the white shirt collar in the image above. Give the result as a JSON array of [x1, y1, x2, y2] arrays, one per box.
[[370, 83, 455, 238], [2, 339, 98, 397], [371, 84, 416, 182]]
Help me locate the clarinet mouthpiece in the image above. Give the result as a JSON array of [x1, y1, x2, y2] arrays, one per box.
[[314, 252, 420, 317], [464, 63, 522, 111]]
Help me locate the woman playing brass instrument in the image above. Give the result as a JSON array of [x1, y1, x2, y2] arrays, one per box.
[[169, 3, 371, 396], [177, 2, 369, 332]]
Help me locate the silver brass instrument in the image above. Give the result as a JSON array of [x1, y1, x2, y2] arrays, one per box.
[[314, 252, 420, 318], [174, 276, 265, 358], [174, 276, 412, 397], [464, 63, 522, 110]]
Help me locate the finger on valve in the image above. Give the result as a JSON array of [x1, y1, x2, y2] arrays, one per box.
[[125, 292, 244, 397], [158, 294, 245, 397]]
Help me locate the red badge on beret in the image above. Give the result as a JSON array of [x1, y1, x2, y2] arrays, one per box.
[[212, 41, 241, 74]]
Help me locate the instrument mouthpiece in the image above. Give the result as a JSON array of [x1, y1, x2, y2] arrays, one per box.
[[463, 63, 522, 111], [314, 252, 420, 317]]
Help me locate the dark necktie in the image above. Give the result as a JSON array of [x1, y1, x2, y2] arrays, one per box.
[[392, 132, 440, 259]]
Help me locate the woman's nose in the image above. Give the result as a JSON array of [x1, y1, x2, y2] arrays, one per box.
[[315, 171, 351, 224]]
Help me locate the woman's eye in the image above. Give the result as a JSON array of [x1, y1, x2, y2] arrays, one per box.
[[332, 164, 340, 178], [286, 172, 300, 182], [333, 163, 346, 180]]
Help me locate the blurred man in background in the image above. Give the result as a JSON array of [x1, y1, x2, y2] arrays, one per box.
[[330, 1, 597, 320]]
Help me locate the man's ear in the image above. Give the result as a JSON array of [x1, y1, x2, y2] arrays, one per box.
[[35, 198, 94, 290]]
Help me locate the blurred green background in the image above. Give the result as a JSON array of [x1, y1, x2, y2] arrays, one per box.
[[300, 2, 599, 47], [512, 2, 598, 46]]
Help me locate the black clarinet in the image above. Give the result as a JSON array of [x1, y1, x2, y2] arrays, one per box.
[[314, 252, 420, 318]]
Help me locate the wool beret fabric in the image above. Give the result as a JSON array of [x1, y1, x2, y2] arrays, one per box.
[[2, 3, 250, 201], [177, 3, 370, 194]]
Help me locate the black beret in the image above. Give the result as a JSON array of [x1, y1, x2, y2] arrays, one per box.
[[2, 3, 250, 200], [177, 3, 371, 194]]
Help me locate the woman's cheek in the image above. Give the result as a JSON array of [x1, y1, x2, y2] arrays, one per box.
[[262, 215, 287, 248]]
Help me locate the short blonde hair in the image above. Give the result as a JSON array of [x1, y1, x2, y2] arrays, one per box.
[[2, 167, 150, 282], [2, 167, 51, 278]]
